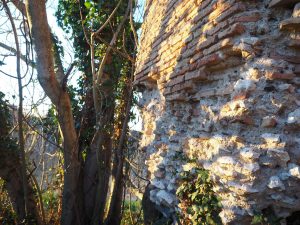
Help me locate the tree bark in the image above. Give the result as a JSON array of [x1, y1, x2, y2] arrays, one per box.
[[17, 1, 137, 224], [25, 1, 83, 224], [89, 72, 115, 224], [105, 65, 134, 225]]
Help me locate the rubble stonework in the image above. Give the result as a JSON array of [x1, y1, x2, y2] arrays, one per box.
[[134, 0, 300, 224]]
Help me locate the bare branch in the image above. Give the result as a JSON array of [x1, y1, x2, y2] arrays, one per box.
[[0, 42, 35, 67], [2, 0, 29, 218], [23, 116, 63, 151], [90, 0, 123, 90], [95, 35, 135, 62], [95, 4, 131, 85], [77, 0, 90, 45], [62, 62, 76, 90], [0, 69, 18, 79], [92, 1, 131, 120], [94, 0, 123, 35], [129, 0, 139, 49]]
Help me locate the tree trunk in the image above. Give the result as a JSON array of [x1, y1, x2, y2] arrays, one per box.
[[22, 0, 136, 224], [105, 160, 124, 225], [25, 1, 83, 224], [105, 67, 133, 225], [90, 78, 115, 224]]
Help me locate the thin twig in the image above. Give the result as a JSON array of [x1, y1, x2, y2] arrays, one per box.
[[95, 35, 135, 62], [77, 0, 91, 45], [0, 69, 18, 79], [62, 61, 76, 90], [23, 116, 63, 151], [129, 0, 139, 49], [94, 0, 123, 35], [29, 173, 46, 225], [2, 0, 29, 217], [0, 42, 35, 67]]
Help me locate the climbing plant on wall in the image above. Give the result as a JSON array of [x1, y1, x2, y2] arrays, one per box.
[[176, 167, 222, 225]]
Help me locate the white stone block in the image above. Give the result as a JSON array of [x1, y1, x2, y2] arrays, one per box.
[[268, 176, 285, 190]]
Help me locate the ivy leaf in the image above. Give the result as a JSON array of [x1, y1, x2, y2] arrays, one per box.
[[84, 1, 92, 9], [251, 214, 264, 224], [191, 192, 198, 201]]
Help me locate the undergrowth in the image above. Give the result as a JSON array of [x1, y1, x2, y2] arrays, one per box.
[[121, 200, 144, 225]]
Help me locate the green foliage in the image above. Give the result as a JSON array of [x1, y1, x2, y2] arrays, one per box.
[[0, 93, 18, 223], [251, 208, 281, 225], [43, 190, 60, 211], [56, 0, 139, 154], [0, 92, 18, 159], [0, 91, 11, 136], [121, 200, 143, 225], [41, 189, 61, 225], [56, 0, 137, 76], [176, 168, 222, 225], [84, 1, 92, 10], [42, 107, 58, 132], [252, 214, 265, 225]]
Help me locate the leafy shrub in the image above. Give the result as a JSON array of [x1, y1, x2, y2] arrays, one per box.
[[176, 168, 222, 225], [121, 200, 143, 225]]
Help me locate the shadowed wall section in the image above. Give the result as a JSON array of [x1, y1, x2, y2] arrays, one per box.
[[135, 0, 300, 224]]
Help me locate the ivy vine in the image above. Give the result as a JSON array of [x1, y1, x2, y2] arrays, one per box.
[[176, 167, 222, 225]]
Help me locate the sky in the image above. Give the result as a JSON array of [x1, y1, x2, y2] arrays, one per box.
[[0, 0, 145, 131]]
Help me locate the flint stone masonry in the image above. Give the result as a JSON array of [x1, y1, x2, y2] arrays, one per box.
[[135, 0, 300, 224]]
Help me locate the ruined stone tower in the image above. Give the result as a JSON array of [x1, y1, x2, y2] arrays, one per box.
[[134, 0, 300, 224]]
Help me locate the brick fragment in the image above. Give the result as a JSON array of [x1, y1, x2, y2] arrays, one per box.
[[270, 52, 300, 64], [269, 0, 299, 8], [166, 93, 187, 102], [171, 80, 196, 93], [185, 68, 207, 81], [189, 52, 203, 64], [196, 36, 218, 52], [266, 72, 296, 80], [261, 116, 277, 128], [233, 92, 249, 101], [218, 23, 245, 39], [280, 18, 300, 31], [287, 39, 300, 48], [216, 3, 246, 23], [241, 116, 255, 126], [234, 13, 262, 23], [203, 38, 234, 56], [231, 116, 254, 126], [184, 71, 200, 80], [197, 53, 223, 68], [206, 20, 229, 36], [295, 65, 300, 74], [167, 75, 185, 87]]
